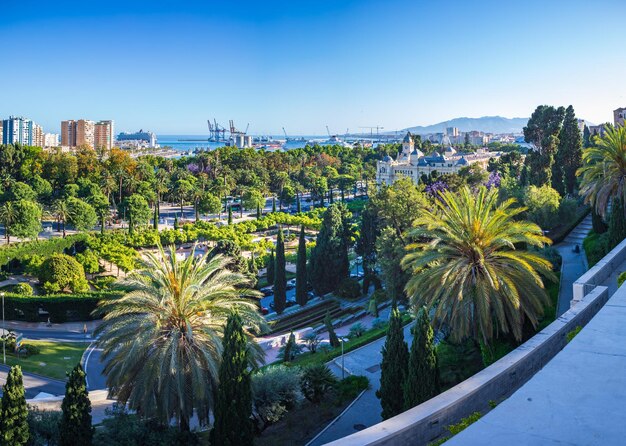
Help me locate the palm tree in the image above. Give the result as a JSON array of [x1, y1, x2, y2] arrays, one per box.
[[578, 124, 626, 218], [94, 244, 266, 433], [402, 186, 555, 345], [52, 199, 71, 237], [0, 201, 16, 244]]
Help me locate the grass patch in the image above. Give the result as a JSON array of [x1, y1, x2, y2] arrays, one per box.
[[5, 341, 89, 380]]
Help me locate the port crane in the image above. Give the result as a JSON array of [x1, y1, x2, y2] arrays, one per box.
[[229, 120, 249, 136], [207, 119, 228, 142]]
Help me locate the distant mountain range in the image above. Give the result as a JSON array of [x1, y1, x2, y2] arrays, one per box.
[[403, 116, 529, 135]]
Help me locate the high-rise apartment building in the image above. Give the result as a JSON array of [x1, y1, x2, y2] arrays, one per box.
[[94, 120, 115, 151], [44, 133, 60, 147], [1, 116, 44, 146], [61, 119, 99, 148]]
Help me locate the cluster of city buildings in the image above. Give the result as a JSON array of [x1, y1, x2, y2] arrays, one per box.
[[376, 131, 502, 186], [420, 127, 496, 146], [0, 115, 159, 152]]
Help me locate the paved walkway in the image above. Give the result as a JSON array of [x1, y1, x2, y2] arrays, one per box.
[[554, 215, 591, 316]]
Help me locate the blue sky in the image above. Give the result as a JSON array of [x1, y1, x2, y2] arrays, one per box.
[[1, 0, 624, 135]]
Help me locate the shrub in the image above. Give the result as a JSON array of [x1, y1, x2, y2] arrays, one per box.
[[524, 185, 561, 229], [75, 249, 100, 275], [12, 283, 33, 296], [336, 375, 370, 401], [0, 291, 116, 322], [90, 276, 116, 291], [300, 364, 337, 404], [336, 277, 361, 300], [619, 272, 626, 288], [567, 326, 582, 342], [558, 197, 578, 222], [18, 343, 41, 357], [27, 407, 61, 446], [583, 231, 609, 267], [371, 318, 386, 330], [37, 254, 88, 294], [302, 332, 321, 353], [252, 365, 302, 430], [348, 322, 366, 339]]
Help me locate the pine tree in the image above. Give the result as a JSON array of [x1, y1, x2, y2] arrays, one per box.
[[59, 364, 93, 446], [556, 105, 583, 195], [0, 365, 29, 446], [608, 197, 626, 249], [296, 225, 308, 306], [266, 250, 275, 285], [404, 307, 440, 410], [376, 307, 408, 420], [227, 205, 233, 225], [324, 310, 340, 348], [274, 227, 287, 314], [211, 312, 254, 446]]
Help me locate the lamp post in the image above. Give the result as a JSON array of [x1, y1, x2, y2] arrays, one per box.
[[1, 292, 5, 365]]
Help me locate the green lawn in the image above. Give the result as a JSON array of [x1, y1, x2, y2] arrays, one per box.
[[5, 341, 89, 380]]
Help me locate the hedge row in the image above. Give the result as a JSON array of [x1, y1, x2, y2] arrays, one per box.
[[0, 290, 122, 322], [0, 234, 89, 267]]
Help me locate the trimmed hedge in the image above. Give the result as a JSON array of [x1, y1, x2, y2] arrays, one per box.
[[0, 234, 89, 267], [547, 207, 590, 244], [0, 291, 121, 322]]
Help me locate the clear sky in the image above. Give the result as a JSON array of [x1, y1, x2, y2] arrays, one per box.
[[1, 0, 624, 135]]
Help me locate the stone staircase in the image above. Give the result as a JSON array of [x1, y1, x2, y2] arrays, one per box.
[[561, 214, 592, 246]]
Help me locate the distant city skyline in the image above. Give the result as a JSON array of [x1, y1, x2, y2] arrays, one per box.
[[2, 0, 625, 135]]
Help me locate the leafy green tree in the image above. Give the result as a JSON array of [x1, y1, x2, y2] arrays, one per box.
[[4, 181, 36, 202], [404, 307, 440, 409], [173, 178, 194, 214], [38, 253, 89, 293], [578, 124, 626, 219], [67, 197, 97, 232], [403, 186, 555, 344], [59, 364, 93, 446], [90, 193, 110, 234], [523, 185, 561, 229], [376, 307, 408, 420], [0, 365, 29, 446], [211, 312, 254, 446], [266, 250, 275, 285], [523, 105, 565, 187], [608, 197, 626, 249], [52, 199, 71, 236], [295, 226, 308, 306], [198, 191, 221, 217], [309, 203, 350, 295], [0, 201, 17, 244], [94, 245, 266, 433], [124, 194, 150, 235], [555, 105, 583, 195], [211, 239, 249, 274], [274, 227, 287, 314], [242, 188, 265, 215], [376, 227, 410, 305], [10, 200, 42, 241]]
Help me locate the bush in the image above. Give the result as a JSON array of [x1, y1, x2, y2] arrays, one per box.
[[19, 343, 41, 356], [348, 322, 366, 339], [37, 254, 89, 294], [567, 325, 582, 342], [524, 185, 561, 229], [335, 277, 361, 300], [583, 231, 609, 267], [75, 249, 100, 274], [619, 272, 626, 288], [558, 197, 578, 222], [300, 364, 337, 403], [12, 283, 33, 296], [252, 365, 302, 430], [90, 276, 116, 291], [27, 407, 62, 446], [302, 332, 321, 353], [336, 375, 370, 401], [371, 318, 387, 330]]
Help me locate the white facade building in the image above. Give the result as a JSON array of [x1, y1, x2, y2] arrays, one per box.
[[44, 133, 60, 147], [376, 132, 501, 186]]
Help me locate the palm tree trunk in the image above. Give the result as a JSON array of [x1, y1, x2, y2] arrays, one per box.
[[62, 221, 66, 238]]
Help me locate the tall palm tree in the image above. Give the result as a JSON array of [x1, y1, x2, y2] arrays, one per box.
[[51, 199, 71, 237], [0, 201, 16, 244], [94, 244, 266, 432], [578, 124, 626, 218], [402, 186, 555, 345]]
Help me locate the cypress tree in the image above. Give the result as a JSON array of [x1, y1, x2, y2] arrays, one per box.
[[0, 365, 29, 446], [403, 307, 440, 410], [523, 105, 565, 187], [173, 215, 179, 230], [248, 253, 258, 276], [272, 197, 276, 213], [274, 227, 287, 314], [59, 364, 93, 446], [282, 331, 297, 363], [266, 250, 275, 285], [296, 225, 308, 306], [296, 194, 301, 213], [211, 312, 254, 446], [592, 209, 608, 234], [153, 204, 158, 230], [608, 197, 626, 249], [556, 105, 583, 195], [256, 203, 261, 219], [376, 307, 408, 420], [324, 310, 340, 348], [227, 205, 233, 225], [308, 203, 350, 295]]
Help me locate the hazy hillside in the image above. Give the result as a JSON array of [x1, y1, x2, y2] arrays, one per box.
[[404, 116, 528, 134]]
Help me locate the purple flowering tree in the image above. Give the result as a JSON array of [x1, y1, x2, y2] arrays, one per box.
[[485, 171, 501, 189]]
